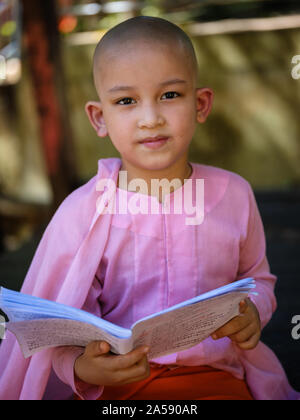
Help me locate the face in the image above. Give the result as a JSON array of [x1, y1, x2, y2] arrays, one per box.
[[87, 41, 213, 176]]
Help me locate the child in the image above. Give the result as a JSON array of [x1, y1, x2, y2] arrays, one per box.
[[0, 16, 298, 400]]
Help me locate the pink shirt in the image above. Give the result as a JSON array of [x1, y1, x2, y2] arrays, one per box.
[[52, 162, 293, 400]]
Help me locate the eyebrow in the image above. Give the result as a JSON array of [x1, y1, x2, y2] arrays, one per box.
[[107, 78, 187, 94]]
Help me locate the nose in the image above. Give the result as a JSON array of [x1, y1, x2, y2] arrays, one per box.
[[137, 103, 165, 129]]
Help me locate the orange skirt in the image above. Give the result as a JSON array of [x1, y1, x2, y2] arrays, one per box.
[[76, 365, 253, 400]]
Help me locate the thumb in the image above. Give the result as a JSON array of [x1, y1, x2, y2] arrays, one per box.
[[239, 299, 248, 314], [86, 340, 110, 357]]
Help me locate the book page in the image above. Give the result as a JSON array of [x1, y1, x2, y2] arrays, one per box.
[[0, 287, 132, 340], [132, 292, 247, 359], [6, 318, 133, 358]]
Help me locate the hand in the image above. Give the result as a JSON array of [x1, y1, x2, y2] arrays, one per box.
[[211, 298, 261, 350], [74, 341, 150, 387]]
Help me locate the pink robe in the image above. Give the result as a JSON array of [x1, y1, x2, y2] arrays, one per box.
[[0, 158, 298, 400]]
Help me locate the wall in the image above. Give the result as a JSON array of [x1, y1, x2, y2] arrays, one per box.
[[61, 26, 300, 190], [1, 25, 300, 204]]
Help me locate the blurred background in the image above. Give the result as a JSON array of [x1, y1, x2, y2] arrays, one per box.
[[0, 0, 299, 393]]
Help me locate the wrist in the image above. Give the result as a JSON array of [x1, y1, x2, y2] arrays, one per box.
[[74, 353, 85, 383], [73, 354, 104, 400]]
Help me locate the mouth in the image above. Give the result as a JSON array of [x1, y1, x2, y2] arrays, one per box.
[[138, 136, 170, 149]]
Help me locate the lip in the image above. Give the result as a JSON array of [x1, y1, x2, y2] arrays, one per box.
[[138, 136, 170, 149]]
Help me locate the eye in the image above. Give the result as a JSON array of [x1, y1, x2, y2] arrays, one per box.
[[116, 97, 136, 106], [161, 91, 180, 100]]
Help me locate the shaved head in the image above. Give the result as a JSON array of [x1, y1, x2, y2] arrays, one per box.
[[93, 16, 198, 96]]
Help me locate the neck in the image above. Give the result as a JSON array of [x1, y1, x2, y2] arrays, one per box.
[[117, 158, 193, 203]]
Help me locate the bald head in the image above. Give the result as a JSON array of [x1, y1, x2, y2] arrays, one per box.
[[93, 16, 198, 94]]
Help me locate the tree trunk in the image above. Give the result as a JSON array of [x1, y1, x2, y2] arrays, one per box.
[[21, 0, 78, 210]]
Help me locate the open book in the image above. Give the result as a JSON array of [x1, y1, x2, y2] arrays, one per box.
[[0, 278, 255, 360]]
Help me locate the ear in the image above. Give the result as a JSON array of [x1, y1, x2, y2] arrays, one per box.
[[195, 88, 214, 124], [85, 101, 108, 138]]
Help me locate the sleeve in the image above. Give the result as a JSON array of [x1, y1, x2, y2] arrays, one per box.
[[51, 277, 104, 400], [237, 183, 277, 329]]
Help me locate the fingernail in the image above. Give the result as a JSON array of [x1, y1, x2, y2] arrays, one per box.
[[143, 346, 150, 354], [239, 300, 247, 313], [99, 342, 106, 351]]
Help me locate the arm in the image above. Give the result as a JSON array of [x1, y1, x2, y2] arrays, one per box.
[[237, 183, 277, 329], [52, 345, 100, 400], [51, 278, 105, 400], [175, 177, 278, 368], [212, 183, 277, 349], [51, 277, 150, 400]]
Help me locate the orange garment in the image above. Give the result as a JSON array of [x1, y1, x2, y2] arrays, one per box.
[[75, 365, 253, 400]]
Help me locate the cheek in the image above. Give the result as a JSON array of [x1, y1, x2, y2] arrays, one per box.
[[104, 110, 133, 139], [168, 104, 196, 138]]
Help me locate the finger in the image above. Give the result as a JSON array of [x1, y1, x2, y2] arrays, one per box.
[[117, 356, 150, 385], [212, 315, 249, 340], [235, 331, 261, 350], [228, 323, 258, 344], [110, 346, 150, 371], [85, 340, 111, 357], [239, 299, 248, 314]]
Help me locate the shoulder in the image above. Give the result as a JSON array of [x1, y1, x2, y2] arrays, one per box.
[[55, 157, 121, 219], [54, 174, 98, 221], [192, 162, 252, 196], [39, 175, 99, 249], [48, 157, 121, 235], [191, 162, 254, 214]]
